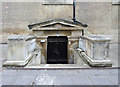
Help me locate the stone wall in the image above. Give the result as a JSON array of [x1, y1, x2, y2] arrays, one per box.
[[1, 1, 119, 43], [76, 2, 119, 44]]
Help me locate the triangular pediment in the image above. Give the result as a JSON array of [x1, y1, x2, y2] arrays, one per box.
[[28, 19, 87, 30]]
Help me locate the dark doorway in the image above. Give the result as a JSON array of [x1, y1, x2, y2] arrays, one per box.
[[47, 36, 68, 64]]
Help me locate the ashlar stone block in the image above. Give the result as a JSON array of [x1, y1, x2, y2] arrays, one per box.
[[79, 36, 112, 67], [3, 36, 39, 66]]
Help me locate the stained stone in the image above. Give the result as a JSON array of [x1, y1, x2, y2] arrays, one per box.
[[79, 36, 111, 60], [78, 35, 112, 67], [42, 0, 73, 5], [3, 35, 40, 66]]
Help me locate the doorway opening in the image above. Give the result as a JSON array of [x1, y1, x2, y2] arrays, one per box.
[[47, 36, 68, 64]]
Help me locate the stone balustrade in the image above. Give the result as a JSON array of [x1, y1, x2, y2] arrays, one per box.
[[78, 35, 112, 67], [3, 35, 41, 67]]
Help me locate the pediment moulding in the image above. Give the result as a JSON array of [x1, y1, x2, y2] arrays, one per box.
[[28, 19, 88, 31]]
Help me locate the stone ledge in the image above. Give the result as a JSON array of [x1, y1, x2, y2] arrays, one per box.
[[112, 1, 120, 5], [3, 46, 42, 67], [3, 54, 34, 67], [80, 36, 111, 42], [25, 64, 89, 69], [42, 0, 73, 5], [77, 48, 112, 67], [8, 36, 36, 41]]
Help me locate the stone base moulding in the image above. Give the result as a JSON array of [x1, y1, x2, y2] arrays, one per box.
[[77, 48, 112, 67], [3, 48, 41, 67], [78, 35, 112, 67], [3, 35, 42, 67], [3, 54, 34, 67]]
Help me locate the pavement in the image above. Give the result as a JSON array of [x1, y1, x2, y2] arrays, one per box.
[[2, 68, 119, 85]]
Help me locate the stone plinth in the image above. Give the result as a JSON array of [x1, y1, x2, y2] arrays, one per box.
[[3, 36, 41, 66], [78, 36, 112, 67]]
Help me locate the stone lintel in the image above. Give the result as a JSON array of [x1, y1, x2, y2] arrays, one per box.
[[36, 36, 79, 40]]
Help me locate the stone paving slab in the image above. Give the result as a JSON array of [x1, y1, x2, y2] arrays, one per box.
[[107, 76, 118, 85], [13, 76, 36, 85], [89, 76, 114, 85], [2, 68, 119, 85], [2, 76, 18, 85], [70, 76, 92, 85]]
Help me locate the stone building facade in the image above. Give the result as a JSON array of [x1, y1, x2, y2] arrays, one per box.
[[1, 0, 119, 44], [1, 0, 119, 67]]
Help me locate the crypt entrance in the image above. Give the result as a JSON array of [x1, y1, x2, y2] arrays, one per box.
[[27, 19, 87, 65], [47, 36, 68, 64], [3, 19, 112, 67]]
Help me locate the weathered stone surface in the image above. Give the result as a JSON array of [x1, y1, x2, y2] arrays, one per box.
[[28, 19, 86, 64], [42, 0, 73, 5], [79, 38, 86, 51], [3, 36, 40, 66], [79, 36, 111, 60], [1, 2, 118, 67], [2, 69, 118, 85], [28, 19, 87, 30], [80, 51, 112, 67], [112, 1, 120, 5], [0, 34, 8, 44], [0, 34, 16, 44], [1, 2, 119, 44], [7, 36, 36, 61], [1, 43, 118, 67], [76, 2, 119, 44], [78, 35, 112, 66], [27, 48, 42, 66]]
